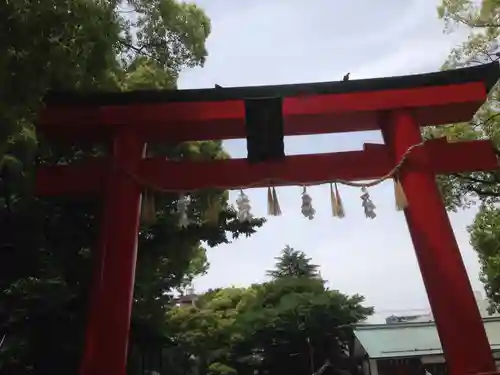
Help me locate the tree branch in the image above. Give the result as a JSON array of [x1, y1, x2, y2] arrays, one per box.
[[468, 22, 500, 28], [117, 39, 169, 68], [454, 15, 500, 28], [118, 40, 146, 55], [451, 173, 500, 186], [471, 187, 500, 197], [480, 112, 500, 126]]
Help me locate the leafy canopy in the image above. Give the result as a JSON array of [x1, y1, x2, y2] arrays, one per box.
[[434, 0, 500, 312], [430, 0, 500, 211], [165, 248, 373, 375], [0, 1, 266, 374]]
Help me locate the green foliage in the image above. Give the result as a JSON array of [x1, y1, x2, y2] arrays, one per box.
[[429, 0, 500, 211], [0, 1, 265, 374], [235, 278, 372, 375], [469, 205, 500, 312], [433, 0, 500, 312], [208, 362, 237, 375], [166, 288, 248, 375], [165, 250, 373, 375], [267, 245, 320, 279]]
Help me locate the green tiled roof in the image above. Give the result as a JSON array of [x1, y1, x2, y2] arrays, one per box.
[[354, 317, 500, 359]]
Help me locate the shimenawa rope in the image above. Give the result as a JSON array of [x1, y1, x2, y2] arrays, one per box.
[[112, 140, 426, 192]]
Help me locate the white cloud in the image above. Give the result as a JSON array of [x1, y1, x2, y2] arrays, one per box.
[[352, 39, 452, 79]]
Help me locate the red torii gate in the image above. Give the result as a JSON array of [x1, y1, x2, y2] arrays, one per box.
[[36, 62, 500, 375]]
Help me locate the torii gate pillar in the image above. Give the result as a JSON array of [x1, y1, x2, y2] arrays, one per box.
[[382, 110, 494, 375], [79, 127, 145, 375]]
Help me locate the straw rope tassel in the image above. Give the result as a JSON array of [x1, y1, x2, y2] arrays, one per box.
[[267, 186, 282, 216], [271, 187, 282, 216], [333, 183, 345, 218], [394, 177, 408, 211], [267, 187, 274, 216], [330, 183, 337, 217], [141, 189, 156, 225], [330, 183, 345, 218]]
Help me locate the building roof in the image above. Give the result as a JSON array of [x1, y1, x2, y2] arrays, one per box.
[[354, 316, 500, 359], [43, 61, 499, 106]]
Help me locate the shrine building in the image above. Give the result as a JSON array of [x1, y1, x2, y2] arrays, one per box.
[[353, 316, 500, 375]]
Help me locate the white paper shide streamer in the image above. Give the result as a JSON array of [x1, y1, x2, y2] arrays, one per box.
[[236, 190, 253, 222], [301, 187, 315, 220]]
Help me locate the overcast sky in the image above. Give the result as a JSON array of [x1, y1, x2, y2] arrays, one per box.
[[177, 0, 479, 322]]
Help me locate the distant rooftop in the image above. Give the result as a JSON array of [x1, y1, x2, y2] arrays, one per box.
[[354, 316, 500, 359]]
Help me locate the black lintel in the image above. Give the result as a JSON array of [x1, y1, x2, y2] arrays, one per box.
[[244, 97, 285, 164], [43, 62, 500, 106]]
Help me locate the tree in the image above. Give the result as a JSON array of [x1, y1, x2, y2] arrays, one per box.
[[233, 277, 373, 375], [430, 0, 500, 211], [165, 275, 373, 375], [267, 245, 320, 279], [432, 0, 500, 313], [166, 288, 249, 375], [468, 206, 500, 312], [0, 1, 266, 374]]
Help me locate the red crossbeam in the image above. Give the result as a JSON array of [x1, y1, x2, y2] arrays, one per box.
[[38, 83, 485, 142], [35, 139, 498, 196]]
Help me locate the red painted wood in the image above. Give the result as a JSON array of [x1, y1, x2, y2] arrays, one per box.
[[37, 82, 486, 142], [79, 180, 111, 375], [79, 128, 145, 375], [282, 83, 484, 116], [381, 111, 495, 375], [35, 139, 498, 195], [423, 137, 499, 172], [37, 102, 482, 144]]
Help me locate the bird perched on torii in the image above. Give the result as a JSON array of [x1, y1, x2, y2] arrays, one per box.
[[343, 73, 350, 81]]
